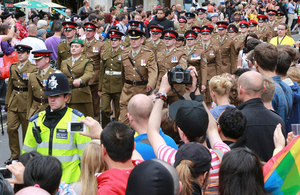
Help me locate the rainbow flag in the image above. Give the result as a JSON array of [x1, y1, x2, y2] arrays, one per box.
[[263, 135, 300, 195]]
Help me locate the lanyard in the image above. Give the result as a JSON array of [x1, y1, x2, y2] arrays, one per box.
[[277, 35, 286, 45]]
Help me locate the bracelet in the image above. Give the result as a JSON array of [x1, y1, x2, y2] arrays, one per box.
[[154, 93, 167, 102]]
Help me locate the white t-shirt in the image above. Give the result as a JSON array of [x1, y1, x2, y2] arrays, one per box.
[[20, 36, 47, 63]]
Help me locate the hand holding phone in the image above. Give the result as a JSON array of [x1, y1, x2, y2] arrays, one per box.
[[67, 122, 87, 133]]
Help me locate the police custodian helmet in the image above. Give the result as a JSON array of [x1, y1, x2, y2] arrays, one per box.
[[44, 72, 72, 96]]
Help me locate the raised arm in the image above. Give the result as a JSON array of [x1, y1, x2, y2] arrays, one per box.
[[148, 73, 171, 157]]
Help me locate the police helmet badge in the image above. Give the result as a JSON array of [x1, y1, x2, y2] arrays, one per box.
[[48, 75, 58, 89]]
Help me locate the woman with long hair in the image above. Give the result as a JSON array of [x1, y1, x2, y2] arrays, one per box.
[[72, 140, 107, 195], [175, 142, 211, 195], [219, 148, 271, 195], [24, 156, 62, 195]]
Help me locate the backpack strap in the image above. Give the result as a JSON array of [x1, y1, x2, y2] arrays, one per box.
[[212, 148, 224, 161]]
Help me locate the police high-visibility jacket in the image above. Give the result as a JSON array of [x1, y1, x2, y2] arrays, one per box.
[[22, 107, 91, 183]]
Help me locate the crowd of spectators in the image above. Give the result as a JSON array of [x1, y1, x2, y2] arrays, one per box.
[[1, 0, 300, 194]]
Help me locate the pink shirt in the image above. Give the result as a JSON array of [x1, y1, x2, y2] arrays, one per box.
[[157, 141, 230, 193]]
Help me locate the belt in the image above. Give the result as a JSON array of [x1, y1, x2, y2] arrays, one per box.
[[125, 80, 148, 86], [33, 96, 48, 104], [69, 84, 88, 89], [14, 86, 28, 92], [105, 70, 122, 76]]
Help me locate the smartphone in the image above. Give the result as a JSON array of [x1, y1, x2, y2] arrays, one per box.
[[67, 122, 87, 133], [0, 168, 12, 179]]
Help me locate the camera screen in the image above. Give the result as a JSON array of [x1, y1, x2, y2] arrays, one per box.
[[70, 123, 84, 132], [0, 168, 12, 179]]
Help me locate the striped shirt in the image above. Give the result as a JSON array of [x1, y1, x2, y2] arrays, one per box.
[[157, 141, 230, 193]]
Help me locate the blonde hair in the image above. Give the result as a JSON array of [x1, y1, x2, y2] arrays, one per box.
[[80, 140, 107, 195], [209, 75, 233, 96], [287, 66, 300, 85], [176, 160, 195, 195], [176, 160, 208, 195]]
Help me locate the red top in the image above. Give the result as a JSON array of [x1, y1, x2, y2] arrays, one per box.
[[144, 20, 149, 27], [15, 21, 28, 41], [96, 160, 143, 195]]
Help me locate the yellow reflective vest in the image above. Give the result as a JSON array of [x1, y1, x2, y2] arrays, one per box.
[[22, 107, 91, 183]]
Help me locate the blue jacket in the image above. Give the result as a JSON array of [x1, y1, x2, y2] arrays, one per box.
[[272, 76, 293, 125], [134, 128, 178, 160], [286, 82, 300, 133]]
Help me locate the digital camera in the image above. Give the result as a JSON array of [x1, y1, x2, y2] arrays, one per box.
[[168, 65, 192, 85]]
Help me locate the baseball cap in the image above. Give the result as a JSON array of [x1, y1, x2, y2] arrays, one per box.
[[174, 142, 212, 173], [126, 159, 180, 195], [169, 100, 208, 138]]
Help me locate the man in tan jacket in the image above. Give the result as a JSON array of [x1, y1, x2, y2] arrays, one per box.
[[4, 44, 36, 165], [83, 22, 105, 122], [27, 50, 55, 120], [98, 30, 124, 128], [119, 29, 158, 125]]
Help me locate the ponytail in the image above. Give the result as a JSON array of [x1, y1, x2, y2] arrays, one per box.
[[176, 160, 195, 195]]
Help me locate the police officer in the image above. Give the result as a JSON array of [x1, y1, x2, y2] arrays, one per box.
[[4, 44, 36, 165], [27, 50, 55, 120], [145, 25, 166, 59], [23, 72, 91, 183], [60, 38, 94, 117], [156, 29, 187, 104], [119, 29, 158, 125], [98, 30, 124, 128], [183, 30, 207, 91], [257, 15, 272, 43], [212, 21, 236, 74], [83, 22, 105, 122], [57, 21, 78, 70], [198, 25, 222, 104]]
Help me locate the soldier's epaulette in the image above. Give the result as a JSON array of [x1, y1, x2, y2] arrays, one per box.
[[72, 109, 84, 117], [29, 113, 39, 122], [142, 47, 152, 52]]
